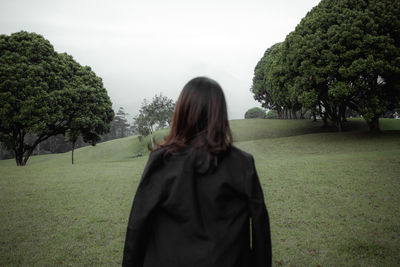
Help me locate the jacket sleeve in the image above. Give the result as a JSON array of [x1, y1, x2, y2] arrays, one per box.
[[122, 153, 164, 267], [245, 155, 272, 267]]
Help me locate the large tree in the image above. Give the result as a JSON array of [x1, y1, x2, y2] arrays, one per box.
[[290, 0, 400, 131], [59, 54, 114, 164], [252, 0, 400, 131], [0, 31, 114, 165], [294, 0, 400, 131]]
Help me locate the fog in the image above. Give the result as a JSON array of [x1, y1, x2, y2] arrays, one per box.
[[0, 0, 320, 120]]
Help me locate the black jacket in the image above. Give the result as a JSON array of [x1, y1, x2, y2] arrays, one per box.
[[122, 146, 272, 267]]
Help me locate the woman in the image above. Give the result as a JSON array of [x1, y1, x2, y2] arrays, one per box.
[[123, 77, 272, 267]]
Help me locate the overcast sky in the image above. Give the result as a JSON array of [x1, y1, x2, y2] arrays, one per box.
[[0, 0, 320, 120]]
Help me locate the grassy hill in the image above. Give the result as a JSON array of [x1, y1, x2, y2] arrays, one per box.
[[1, 118, 399, 266]]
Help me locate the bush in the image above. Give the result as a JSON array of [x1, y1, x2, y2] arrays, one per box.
[[245, 107, 266, 119], [265, 110, 278, 119]]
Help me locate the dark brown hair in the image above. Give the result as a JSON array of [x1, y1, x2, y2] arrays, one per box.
[[157, 77, 232, 171]]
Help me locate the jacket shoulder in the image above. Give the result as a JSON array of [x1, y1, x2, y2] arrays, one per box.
[[223, 146, 255, 174], [138, 148, 166, 185], [228, 145, 254, 162]]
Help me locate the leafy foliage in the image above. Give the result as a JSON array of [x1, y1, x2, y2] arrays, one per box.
[[251, 0, 400, 131], [251, 43, 283, 111], [0, 31, 114, 165], [265, 110, 278, 119], [133, 94, 175, 138], [244, 107, 266, 119]]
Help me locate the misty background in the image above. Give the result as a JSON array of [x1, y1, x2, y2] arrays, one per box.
[[0, 0, 320, 120]]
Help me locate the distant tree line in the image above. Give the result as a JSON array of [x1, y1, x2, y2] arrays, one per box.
[[0, 98, 175, 161], [102, 107, 134, 141], [251, 0, 400, 131]]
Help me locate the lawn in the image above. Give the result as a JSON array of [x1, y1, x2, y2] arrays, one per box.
[[0, 119, 399, 266]]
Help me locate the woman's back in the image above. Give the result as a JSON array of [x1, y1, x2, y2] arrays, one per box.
[[123, 146, 271, 267], [122, 77, 271, 267]]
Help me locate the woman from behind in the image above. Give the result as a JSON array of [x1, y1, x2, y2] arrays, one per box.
[[123, 77, 272, 267]]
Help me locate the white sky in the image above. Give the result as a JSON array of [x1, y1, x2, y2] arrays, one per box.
[[0, 0, 320, 120]]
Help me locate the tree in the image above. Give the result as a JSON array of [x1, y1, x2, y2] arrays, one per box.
[[251, 0, 400, 131], [285, 0, 400, 131], [133, 94, 175, 146], [112, 107, 131, 138], [61, 58, 114, 164], [56, 53, 114, 164], [244, 107, 266, 119], [0, 31, 114, 165], [251, 42, 303, 119], [251, 43, 283, 113], [102, 107, 134, 141]]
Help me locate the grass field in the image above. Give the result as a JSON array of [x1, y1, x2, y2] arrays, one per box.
[[1, 119, 400, 266]]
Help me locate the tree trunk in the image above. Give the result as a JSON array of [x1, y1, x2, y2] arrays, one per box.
[[71, 141, 76, 165], [150, 128, 155, 149], [335, 112, 343, 132], [12, 131, 52, 166], [337, 120, 342, 132], [15, 150, 24, 166], [22, 147, 35, 166], [367, 115, 380, 133], [318, 103, 323, 122], [312, 111, 317, 122], [50, 136, 56, 153], [336, 118, 343, 132], [322, 113, 328, 127], [342, 108, 347, 122], [339, 105, 347, 123], [15, 139, 25, 166], [300, 109, 305, 119]]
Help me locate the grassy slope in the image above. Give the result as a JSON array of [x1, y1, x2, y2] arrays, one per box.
[[0, 135, 151, 265], [0, 119, 399, 266]]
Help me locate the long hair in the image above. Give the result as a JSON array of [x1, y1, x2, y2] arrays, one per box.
[[158, 77, 233, 172]]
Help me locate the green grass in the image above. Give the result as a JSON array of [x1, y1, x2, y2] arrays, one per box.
[[1, 118, 400, 266]]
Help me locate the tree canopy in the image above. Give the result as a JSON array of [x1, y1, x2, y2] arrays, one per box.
[[0, 31, 114, 165], [251, 0, 400, 131], [133, 93, 175, 145]]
